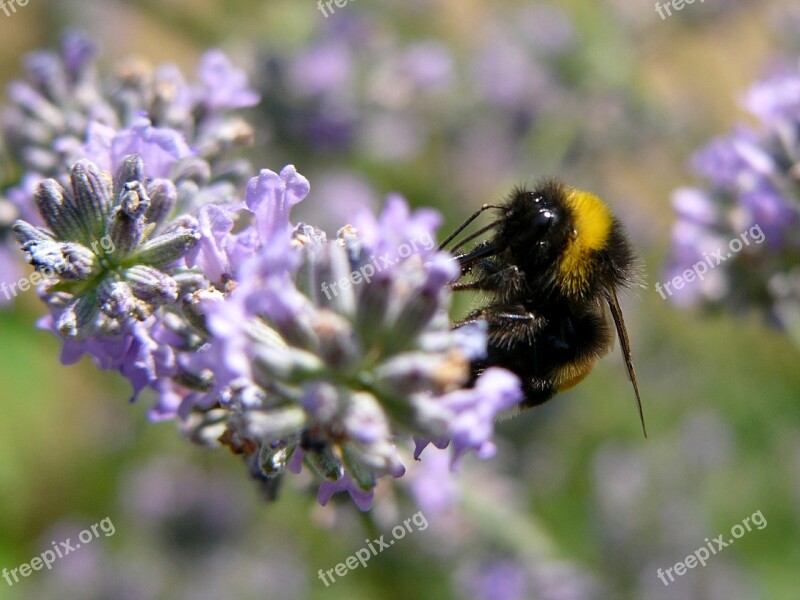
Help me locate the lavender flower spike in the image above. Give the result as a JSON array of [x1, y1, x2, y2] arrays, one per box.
[[665, 57, 800, 343], [183, 184, 521, 509], [13, 154, 199, 337]]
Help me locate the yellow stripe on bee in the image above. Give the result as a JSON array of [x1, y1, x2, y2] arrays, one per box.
[[558, 188, 613, 296], [554, 356, 597, 392]]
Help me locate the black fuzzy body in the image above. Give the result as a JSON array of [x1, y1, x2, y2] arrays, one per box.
[[450, 180, 638, 408]]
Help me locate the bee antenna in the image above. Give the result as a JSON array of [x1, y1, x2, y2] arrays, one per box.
[[449, 221, 500, 253], [605, 288, 647, 438], [438, 204, 503, 252]]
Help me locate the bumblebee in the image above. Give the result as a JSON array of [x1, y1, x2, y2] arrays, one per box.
[[440, 179, 646, 436]]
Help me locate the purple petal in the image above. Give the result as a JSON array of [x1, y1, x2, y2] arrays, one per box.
[[195, 50, 260, 111], [244, 165, 310, 244], [440, 368, 522, 466], [671, 188, 719, 227], [186, 204, 235, 283], [742, 69, 800, 124], [81, 121, 116, 171], [49, 316, 176, 403], [351, 193, 442, 263], [60, 30, 97, 77], [110, 115, 192, 178], [317, 473, 374, 511], [407, 447, 460, 515]]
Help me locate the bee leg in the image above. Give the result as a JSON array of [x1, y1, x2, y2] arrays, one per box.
[[454, 308, 544, 346], [488, 311, 545, 347], [450, 280, 486, 291], [451, 307, 505, 328], [450, 265, 526, 294], [454, 309, 553, 409]]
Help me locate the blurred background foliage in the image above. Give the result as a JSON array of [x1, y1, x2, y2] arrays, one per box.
[[1, 0, 799, 599]]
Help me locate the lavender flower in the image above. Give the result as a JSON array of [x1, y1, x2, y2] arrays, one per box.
[[177, 169, 521, 509], [2, 31, 256, 182], [665, 58, 800, 343], [9, 154, 209, 409], [1, 32, 259, 291], [9, 154, 522, 510], [2, 31, 110, 178], [4, 34, 523, 512], [13, 156, 199, 338]]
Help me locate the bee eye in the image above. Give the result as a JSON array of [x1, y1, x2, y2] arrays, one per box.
[[531, 208, 556, 239], [533, 208, 556, 226]]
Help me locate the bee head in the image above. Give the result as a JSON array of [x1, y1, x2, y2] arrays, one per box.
[[498, 181, 568, 268], [497, 180, 634, 300]]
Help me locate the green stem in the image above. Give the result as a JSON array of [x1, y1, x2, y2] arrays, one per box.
[[460, 485, 560, 563]]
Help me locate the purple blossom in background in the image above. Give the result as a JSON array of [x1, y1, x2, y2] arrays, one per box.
[[665, 57, 800, 343], [459, 560, 530, 600], [396, 41, 454, 91], [195, 50, 260, 112], [25, 458, 308, 600], [254, 5, 575, 173], [121, 457, 249, 547], [589, 413, 759, 599], [743, 68, 800, 123], [407, 445, 461, 516], [459, 557, 607, 600]]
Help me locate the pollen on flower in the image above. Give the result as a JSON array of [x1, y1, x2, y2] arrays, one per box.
[[432, 350, 470, 391]]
